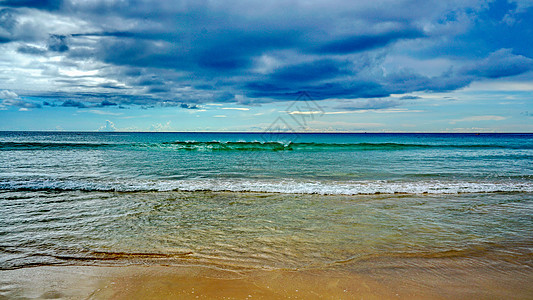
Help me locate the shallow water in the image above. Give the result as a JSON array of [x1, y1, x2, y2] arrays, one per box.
[[1, 190, 531, 271]]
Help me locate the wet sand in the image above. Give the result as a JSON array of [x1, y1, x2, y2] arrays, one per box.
[[1, 256, 532, 299]]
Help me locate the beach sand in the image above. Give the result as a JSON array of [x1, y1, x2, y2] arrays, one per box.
[[1, 255, 532, 299]]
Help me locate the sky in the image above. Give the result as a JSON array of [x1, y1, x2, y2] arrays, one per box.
[[0, 0, 532, 132]]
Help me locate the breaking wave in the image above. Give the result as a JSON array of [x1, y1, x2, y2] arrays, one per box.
[[1, 178, 532, 195], [1, 140, 532, 151]]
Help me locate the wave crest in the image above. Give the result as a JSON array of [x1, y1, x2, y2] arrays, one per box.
[[1, 178, 531, 195], [2, 141, 531, 151]]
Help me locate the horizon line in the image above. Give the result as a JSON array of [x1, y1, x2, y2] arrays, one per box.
[[0, 130, 531, 134]]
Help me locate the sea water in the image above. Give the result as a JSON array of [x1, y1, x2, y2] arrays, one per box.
[[0, 132, 531, 271]]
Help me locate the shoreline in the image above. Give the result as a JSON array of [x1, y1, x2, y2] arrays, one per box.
[[2, 254, 532, 299]]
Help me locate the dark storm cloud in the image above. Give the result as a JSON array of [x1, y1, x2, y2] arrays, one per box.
[[246, 80, 390, 101], [97, 83, 126, 90], [1, 0, 532, 108], [462, 49, 533, 78], [47, 34, 68, 52], [98, 100, 118, 107], [30, 91, 168, 107], [180, 103, 199, 109], [460, 0, 533, 58], [0, 0, 62, 10], [90, 26, 299, 76], [315, 28, 425, 54], [42, 96, 122, 108], [61, 99, 86, 108], [399, 95, 421, 100], [270, 59, 352, 83], [17, 44, 47, 55], [0, 8, 16, 43], [147, 86, 170, 93]]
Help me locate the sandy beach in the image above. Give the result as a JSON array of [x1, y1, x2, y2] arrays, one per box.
[[2, 253, 532, 299]]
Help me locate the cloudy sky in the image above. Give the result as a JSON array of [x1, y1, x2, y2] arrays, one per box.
[[0, 0, 532, 132]]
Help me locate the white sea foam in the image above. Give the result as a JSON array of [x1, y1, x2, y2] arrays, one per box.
[[1, 178, 532, 195]]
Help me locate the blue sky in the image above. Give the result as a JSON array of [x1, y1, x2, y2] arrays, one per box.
[[0, 0, 531, 132]]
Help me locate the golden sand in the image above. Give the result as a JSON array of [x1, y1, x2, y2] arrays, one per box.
[[1, 257, 532, 299]]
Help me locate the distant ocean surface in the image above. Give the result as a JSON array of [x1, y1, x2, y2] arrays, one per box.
[[1, 132, 532, 194], [1, 132, 532, 271]]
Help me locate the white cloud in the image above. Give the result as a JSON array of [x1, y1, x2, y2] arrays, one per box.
[[98, 120, 117, 131], [444, 127, 497, 133], [79, 109, 123, 116], [374, 109, 424, 113], [287, 110, 323, 115], [450, 115, 507, 124], [323, 109, 424, 115], [149, 121, 172, 131], [308, 120, 384, 128], [0, 90, 19, 100], [1, 98, 42, 109], [221, 107, 250, 111], [464, 81, 533, 92]]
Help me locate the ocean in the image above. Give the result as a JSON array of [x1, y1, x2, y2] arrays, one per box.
[[1, 131, 532, 273]]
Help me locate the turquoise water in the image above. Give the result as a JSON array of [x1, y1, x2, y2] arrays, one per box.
[[0, 132, 532, 270], [1, 132, 531, 193]]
